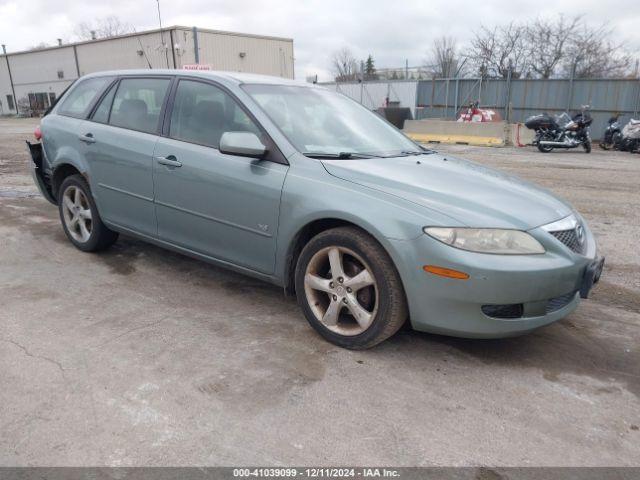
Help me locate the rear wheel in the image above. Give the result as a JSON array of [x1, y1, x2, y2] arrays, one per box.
[[583, 139, 592, 153], [58, 175, 118, 252], [295, 227, 408, 349], [537, 143, 553, 153]]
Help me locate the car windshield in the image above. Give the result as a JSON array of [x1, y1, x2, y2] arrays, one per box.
[[242, 84, 421, 158]]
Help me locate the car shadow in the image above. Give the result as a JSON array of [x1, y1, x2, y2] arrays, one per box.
[[94, 233, 640, 399], [379, 315, 640, 399]]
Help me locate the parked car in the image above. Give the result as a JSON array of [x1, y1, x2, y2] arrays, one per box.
[[28, 70, 604, 349]]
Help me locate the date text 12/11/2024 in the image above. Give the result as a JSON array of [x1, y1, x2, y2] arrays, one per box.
[[232, 468, 401, 478]]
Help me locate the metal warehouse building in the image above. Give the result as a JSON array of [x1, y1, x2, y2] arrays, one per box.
[[0, 26, 294, 115]]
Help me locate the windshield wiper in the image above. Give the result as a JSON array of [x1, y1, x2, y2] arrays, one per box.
[[303, 152, 380, 159], [399, 149, 436, 156]]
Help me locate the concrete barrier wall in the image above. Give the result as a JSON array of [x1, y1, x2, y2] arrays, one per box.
[[403, 119, 537, 147]]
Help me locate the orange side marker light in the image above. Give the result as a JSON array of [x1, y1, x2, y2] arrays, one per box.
[[423, 265, 469, 280]]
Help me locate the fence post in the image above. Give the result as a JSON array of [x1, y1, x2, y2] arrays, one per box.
[[430, 79, 435, 115], [359, 61, 364, 105], [567, 61, 577, 112], [505, 66, 513, 122], [444, 78, 450, 118], [634, 78, 640, 118], [454, 77, 459, 118]]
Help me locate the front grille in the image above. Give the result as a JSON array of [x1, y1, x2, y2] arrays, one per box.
[[481, 303, 524, 319], [546, 291, 577, 314], [550, 229, 585, 254]]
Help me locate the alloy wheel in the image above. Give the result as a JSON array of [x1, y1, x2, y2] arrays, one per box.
[[303, 246, 378, 336], [61, 185, 93, 243]]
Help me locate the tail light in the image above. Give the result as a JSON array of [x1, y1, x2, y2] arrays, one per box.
[[34, 125, 42, 141]]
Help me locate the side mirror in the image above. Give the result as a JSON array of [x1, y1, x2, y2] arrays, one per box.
[[219, 132, 267, 159]]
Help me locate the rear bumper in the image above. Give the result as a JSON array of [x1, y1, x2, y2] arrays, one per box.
[[388, 227, 602, 338], [27, 141, 57, 205]]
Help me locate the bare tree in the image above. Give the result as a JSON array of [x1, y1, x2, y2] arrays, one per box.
[[331, 47, 359, 81], [75, 16, 134, 41], [466, 16, 633, 79], [425, 36, 461, 78], [562, 22, 632, 78], [467, 22, 528, 78], [526, 15, 581, 78]]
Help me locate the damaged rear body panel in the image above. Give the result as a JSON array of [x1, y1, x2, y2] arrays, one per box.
[[26, 141, 57, 205]]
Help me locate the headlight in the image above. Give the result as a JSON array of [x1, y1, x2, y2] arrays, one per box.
[[424, 227, 545, 254]]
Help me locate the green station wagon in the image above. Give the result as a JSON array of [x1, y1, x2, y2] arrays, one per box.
[[28, 70, 604, 349]]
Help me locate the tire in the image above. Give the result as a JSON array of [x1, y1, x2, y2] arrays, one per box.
[[537, 143, 553, 153], [294, 226, 408, 349], [583, 139, 592, 153], [58, 174, 118, 252]]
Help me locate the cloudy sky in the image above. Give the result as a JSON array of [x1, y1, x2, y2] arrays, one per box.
[[1, 0, 639, 80]]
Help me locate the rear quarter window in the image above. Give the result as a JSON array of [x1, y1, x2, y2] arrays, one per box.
[[57, 77, 112, 118]]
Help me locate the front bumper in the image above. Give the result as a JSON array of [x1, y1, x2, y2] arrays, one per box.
[[388, 225, 602, 338]]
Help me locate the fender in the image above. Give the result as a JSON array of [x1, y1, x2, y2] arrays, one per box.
[[273, 157, 457, 289]]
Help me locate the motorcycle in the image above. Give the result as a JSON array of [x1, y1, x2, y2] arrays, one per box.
[[525, 107, 593, 153], [599, 115, 623, 150], [619, 118, 640, 153]]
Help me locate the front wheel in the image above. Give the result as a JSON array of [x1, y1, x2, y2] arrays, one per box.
[[58, 174, 118, 252], [583, 139, 592, 153], [294, 227, 408, 349]]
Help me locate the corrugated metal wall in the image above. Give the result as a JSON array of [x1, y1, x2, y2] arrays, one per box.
[[323, 78, 640, 140], [416, 78, 640, 139], [322, 80, 418, 114], [189, 29, 294, 78]]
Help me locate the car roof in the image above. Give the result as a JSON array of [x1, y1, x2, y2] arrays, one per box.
[[82, 69, 313, 87]]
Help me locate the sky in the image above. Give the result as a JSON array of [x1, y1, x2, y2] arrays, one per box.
[[1, 0, 639, 81]]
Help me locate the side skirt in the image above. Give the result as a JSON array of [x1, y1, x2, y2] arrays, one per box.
[[103, 221, 284, 288]]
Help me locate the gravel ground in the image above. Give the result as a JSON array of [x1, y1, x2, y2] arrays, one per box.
[[1, 117, 639, 466]]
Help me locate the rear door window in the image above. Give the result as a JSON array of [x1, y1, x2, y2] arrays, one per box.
[[109, 78, 171, 134], [57, 77, 112, 118], [168, 79, 260, 148]]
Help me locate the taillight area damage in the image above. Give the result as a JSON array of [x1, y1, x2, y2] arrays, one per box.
[[26, 141, 57, 205]]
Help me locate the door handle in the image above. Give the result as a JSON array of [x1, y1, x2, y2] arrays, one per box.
[[78, 133, 96, 144], [155, 156, 182, 168]]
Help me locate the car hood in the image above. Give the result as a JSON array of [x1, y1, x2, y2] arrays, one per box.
[[321, 154, 572, 229]]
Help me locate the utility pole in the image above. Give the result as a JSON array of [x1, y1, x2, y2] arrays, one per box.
[[156, 0, 170, 68], [2, 44, 18, 114]]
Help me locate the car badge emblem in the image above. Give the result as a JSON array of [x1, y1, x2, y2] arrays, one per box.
[[575, 224, 585, 245]]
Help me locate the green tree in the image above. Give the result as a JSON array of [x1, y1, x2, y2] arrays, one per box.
[[364, 55, 378, 80]]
